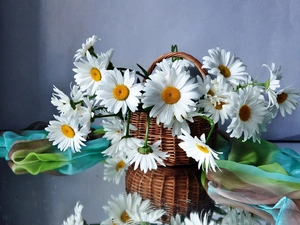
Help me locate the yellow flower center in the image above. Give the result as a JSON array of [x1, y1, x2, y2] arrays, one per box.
[[61, 124, 75, 138], [90, 68, 102, 81], [218, 65, 231, 78], [116, 160, 125, 171], [207, 89, 215, 96], [121, 211, 130, 223], [113, 84, 130, 100], [239, 105, 251, 121], [196, 143, 209, 154], [277, 92, 288, 104], [161, 86, 181, 104], [215, 101, 225, 110]]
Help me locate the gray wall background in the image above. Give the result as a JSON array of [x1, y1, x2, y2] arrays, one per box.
[[1, 1, 300, 224]]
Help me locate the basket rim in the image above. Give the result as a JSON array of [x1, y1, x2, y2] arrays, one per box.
[[147, 51, 207, 79]]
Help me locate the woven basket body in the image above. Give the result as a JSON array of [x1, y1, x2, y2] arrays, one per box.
[[126, 52, 216, 222]]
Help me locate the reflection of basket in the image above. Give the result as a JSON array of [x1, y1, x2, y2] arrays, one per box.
[[125, 164, 215, 222], [126, 52, 216, 221]]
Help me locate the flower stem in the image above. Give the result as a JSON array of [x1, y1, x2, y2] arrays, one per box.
[[201, 115, 215, 144], [143, 112, 151, 147], [125, 110, 131, 137]]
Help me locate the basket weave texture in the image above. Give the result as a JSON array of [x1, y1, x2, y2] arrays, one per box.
[[126, 52, 216, 221]]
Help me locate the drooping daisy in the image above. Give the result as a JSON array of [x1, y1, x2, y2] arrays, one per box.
[[102, 192, 151, 225], [96, 69, 143, 116], [62, 202, 85, 225], [45, 114, 90, 152], [102, 136, 144, 158], [103, 156, 129, 185], [102, 117, 126, 144], [74, 35, 100, 61], [202, 47, 249, 87], [163, 110, 201, 136], [178, 129, 220, 173], [184, 212, 209, 225], [262, 63, 281, 107], [50, 84, 85, 117], [155, 58, 193, 76], [275, 87, 299, 117], [73, 51, 110, 96], [226, 86, 269, 142], [127, 140, 169, 173], [142, 66, 201, 125]]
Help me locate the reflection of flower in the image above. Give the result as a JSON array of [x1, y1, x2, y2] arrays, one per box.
[[102, 192, 164, 225], [184, 212, 209, 225], [178, 129, 220, 173], [221, 208, 256, 225], [62, 202, 84, 225]]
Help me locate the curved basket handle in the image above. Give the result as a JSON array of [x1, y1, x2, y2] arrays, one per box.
[[147, 52, 207, 79]]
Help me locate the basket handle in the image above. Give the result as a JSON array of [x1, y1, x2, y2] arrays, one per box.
[[147, 52, 207, 79]]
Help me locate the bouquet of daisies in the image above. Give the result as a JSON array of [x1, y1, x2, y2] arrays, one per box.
[[45, 35, 299, 179]]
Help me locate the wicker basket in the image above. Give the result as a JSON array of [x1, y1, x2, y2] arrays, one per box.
[[126, 52, 216, 222], [130, 51, 218, 166]]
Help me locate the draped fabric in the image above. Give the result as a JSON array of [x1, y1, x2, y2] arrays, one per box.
[[205, 133, 300, 225], [0, 127, 109, 175]]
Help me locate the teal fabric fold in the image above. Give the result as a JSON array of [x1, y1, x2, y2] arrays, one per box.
[[206, 134, 300, 225], [1, 129, 110, 175]]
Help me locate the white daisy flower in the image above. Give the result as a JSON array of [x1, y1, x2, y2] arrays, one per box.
[[62, 202, 85, 225], [102, 192, 151, 225], [170, 214, 184, 225], [163, 110, 201, 136], [142, 66, 201, 125], [276, 87, 299, 117], [155, 58, 193, 76], [127, 140, 169, 173], [73, 51, 109, 95], [262, 63, 281, 107], [178, 129, 220, 173], [103, 156, 129, 185], [97, 69, 143, 116], [226, 86, 269, 142], [198, 79, 233, 125], [184, 212, 209, 225], [74, 35, 100, 61], [202, 47, 249, 87], [50, 84, 85, 117], [45, 114, 90, 152], [103, 136, 144, 158], [102, 117, 126, 144]]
